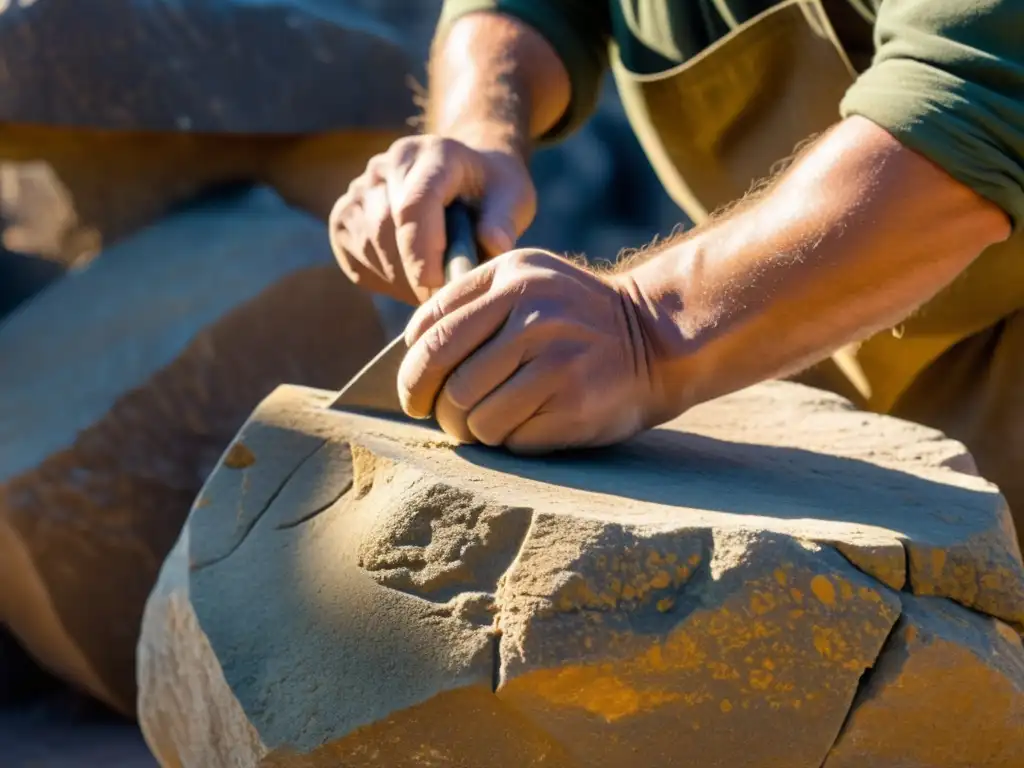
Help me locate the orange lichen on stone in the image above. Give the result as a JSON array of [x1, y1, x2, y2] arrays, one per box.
[[510, 666, 682, 723], [811, 576, 837, 606], [223, 441, 256, 469]]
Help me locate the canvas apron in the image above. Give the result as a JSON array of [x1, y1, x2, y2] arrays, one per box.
[[611, 0, 1024, 414]]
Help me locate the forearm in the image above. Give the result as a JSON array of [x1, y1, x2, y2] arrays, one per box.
[[624, 116, 1011, 419], [426, 12, 570, 159]]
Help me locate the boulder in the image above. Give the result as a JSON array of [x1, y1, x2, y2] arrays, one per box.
[[0, 0, 422, 133], [0, 186, 385, 717], [137, 381, 1024, 767]]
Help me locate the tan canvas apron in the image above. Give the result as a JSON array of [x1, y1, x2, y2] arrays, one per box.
[[612, 0, 1024, 414]]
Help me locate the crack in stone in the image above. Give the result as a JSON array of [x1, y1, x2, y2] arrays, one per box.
[[817, 561, 906, 768], [190, 439, 326, 570], [490, 631, 502, 694], [274, 478, 353, 530], [827, 539, 908, 592], [489, 509, 539, 694], [901, 542, 913, 593]]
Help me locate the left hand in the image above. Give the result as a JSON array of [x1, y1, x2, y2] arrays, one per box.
[[397, 248, 660, 453]]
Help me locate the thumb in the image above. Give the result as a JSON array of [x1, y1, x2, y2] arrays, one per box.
[[476, 184, 532, 258]]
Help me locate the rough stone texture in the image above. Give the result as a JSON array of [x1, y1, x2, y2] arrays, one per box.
[[0, 186, 385, 717], [824, 595, 1024, 767], [138, 380, 1024, 767]]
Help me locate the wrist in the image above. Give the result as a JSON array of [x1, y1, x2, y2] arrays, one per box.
[[441, 119, 531, 165], [610, 243, 715, 425]]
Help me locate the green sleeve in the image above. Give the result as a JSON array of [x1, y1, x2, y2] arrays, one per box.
[[840, 0, 1024, 229], [436, 0, 612, 141]]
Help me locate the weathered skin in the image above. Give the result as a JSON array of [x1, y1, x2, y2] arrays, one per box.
[[333, 12, 1012, 491], [329, 13, 568, 304]]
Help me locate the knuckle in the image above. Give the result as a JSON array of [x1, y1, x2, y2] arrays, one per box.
[[334, 251, 362, 282], [500, 247, 551, 273], [365, 152, 389, 176], [435, 135, 460, 157], [388, 135, 416, 157], [390, 134, 435, 166], [469, 421, 505, 448], [443, 369, 476, 411], [346, 174, 370, 200], [394, 187, 434, 227], [330, 190, 358, 225], [465, 403, 509, 447], [422, 318, 453, 355]]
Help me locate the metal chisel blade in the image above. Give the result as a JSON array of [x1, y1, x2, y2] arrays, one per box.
[[327, 201, 478, 428], [328, 333, 428, 423]]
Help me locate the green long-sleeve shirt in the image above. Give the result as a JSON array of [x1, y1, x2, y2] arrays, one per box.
[[436, 0, 1024, 415], [437, 0, 1024, 228]]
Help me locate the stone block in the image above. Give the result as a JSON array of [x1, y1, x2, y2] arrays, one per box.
[[138, 381, 1024, 766], [0, 187, 385, 716]]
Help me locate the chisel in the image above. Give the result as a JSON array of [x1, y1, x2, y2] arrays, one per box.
[[329, 201, 480, 424]]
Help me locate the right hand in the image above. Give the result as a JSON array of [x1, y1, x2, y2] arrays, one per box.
[[329, 134, 536, 305]]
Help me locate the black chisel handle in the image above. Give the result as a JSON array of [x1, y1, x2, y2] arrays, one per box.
[[442, 201, 481, 284]]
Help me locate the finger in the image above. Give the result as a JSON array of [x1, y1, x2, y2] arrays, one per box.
[[383, 162, 435, 303], [504, 383, 636, 454], [463, 358, 561, 446], [336, 201, 390, 283], [364, 152, 390, 184], [385, 136, 420, 170], [362, 184, 403, 285], [431, 318, 532, 443], [333, 230, 395, 297], [476, 184, 528, 258], [440, 325, 527, 412], [504, 409, 589, 455], [434, 393, 478, 444], [398, 289, 514, 419], [393, 151, 470, 297], [332, 190, 419, 304], [403, 259, 496, 347], [330, 195, 377, 280]]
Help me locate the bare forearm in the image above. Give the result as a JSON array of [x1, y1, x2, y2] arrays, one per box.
[[624, 116, 1011, 418], [426, 12, 570, 159]]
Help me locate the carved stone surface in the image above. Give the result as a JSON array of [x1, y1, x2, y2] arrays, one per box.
[[138, 381, 1024, 767], [0, 186, 385, 716]]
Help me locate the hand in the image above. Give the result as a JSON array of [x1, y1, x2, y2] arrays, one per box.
[[397, 249, 662, 453], [329, 134, 536, 305]]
